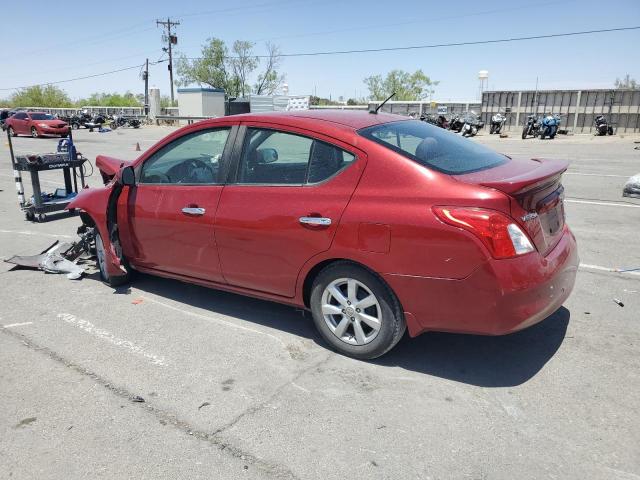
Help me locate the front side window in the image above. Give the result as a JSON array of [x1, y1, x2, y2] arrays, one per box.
[[237, 128, 355, 185], [359, 120, 508, 175], [140, 128, 230, 184]]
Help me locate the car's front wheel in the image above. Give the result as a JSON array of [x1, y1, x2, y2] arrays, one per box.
[[310, 262, 406, 359], [31, 127, 39, 138], [95, 230, 130, 287]]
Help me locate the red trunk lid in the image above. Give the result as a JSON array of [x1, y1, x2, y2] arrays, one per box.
[[455, 157, 569, 255]]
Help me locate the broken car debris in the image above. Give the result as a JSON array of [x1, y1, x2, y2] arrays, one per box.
[[4, 226, 95, 279]]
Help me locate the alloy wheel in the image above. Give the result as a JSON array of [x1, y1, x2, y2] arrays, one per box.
[[95, 233, 107, 277], [321, 278, 382, 345]]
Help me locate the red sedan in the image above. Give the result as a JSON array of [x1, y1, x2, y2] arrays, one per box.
[[68, 110, 578, 359], [6, 111, 69, 138]]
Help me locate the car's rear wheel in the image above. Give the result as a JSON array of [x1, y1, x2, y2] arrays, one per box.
[[95, 230, 130, 287], [31, 127, 39, 138], [310, 262, 405, 359], [8, 126, 16, 137]]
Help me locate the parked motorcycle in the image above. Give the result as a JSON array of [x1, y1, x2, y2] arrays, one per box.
[[110, 114, 141, 130], [521, 114, 541, 139], [594, 115, 614, 136], [489, 113, 507, 134], [539, 113, 561, 140], [459, 111, 484, 137], [421, 114, 449, 129], [448, 114, 464, 133]]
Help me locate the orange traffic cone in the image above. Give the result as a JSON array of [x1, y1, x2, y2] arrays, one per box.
[[135, 142, 141, 151]]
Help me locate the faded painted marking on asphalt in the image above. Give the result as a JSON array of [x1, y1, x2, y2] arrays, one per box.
[[565, 199, 640, 209], [0, 229, 74, 239], [139, 295, 288, 348], [2, 322, 33, 328], [57, 313, 167, 366], [579, 263, 640, 277]]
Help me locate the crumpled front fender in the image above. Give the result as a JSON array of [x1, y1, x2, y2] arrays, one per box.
[[67, 186, 125, 278]]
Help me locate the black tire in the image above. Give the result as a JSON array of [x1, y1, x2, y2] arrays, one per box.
[[95, 230, 130, 287], [25, 211, 35, 221], [521, 126, 528, 139], [72, 122, 80, 130], [8, 126, 17, 137], [310, 262, 406, 359], [31, 127, 39, 138], [489, 125, 495, 134]]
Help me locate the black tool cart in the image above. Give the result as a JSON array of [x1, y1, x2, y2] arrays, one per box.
[[7, 128, 87, 222]]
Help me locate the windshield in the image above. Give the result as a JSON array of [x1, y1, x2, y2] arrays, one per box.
[[358, 120, 508, 175], [29, 113, 55, 120]]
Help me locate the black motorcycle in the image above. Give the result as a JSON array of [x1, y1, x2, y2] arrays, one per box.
[[111, 115, 141, 129], [489, 113, 507, 134], [459, 112, 484, 137], [521, 114, 541, 139], [594, 115, 614, 136], [421, 114, 449, 129], [448, 114, 464, 133]]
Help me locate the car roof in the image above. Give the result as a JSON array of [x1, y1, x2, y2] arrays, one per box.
[[209, 109, 408, 130]]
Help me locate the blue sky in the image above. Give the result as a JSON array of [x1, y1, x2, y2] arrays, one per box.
[[1, 0, 639, 102]]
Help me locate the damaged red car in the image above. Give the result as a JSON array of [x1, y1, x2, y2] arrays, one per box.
[[68, 111, 578, 359]]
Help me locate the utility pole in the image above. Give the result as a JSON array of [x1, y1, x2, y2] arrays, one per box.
[[143, 58, 149, 115], [156, 17, 180, 104]]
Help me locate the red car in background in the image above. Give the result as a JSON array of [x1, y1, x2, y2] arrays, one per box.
[[68, 110, 578, 359], [6, 111, 69, 138]]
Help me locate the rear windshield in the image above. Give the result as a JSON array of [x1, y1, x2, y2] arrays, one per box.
[[358, 120, 508, 175], [29, 113, 55, 120]]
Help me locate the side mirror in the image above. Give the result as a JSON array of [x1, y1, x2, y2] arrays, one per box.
[[256, 148, 278, 164], [120, 165, 136, 186]]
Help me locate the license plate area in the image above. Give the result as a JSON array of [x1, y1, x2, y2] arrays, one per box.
[[538, 186, 565, 240]]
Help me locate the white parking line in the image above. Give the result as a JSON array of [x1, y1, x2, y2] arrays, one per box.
[[0, 229, 74, 239], [579, 263, 640, 276], [139, 295, 288, 348], [2, 322, 34, 328], [565, 199, 640, 209]]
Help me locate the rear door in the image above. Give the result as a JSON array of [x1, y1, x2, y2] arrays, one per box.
[[123, 125, 236, 282], [215, 123, 366, 297]]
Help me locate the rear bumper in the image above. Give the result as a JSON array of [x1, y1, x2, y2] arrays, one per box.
[[384, 226, 578, 337]]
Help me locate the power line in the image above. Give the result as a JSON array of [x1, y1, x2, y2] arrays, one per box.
[[186, 25, 640, 59], [0, 60, 167, 91]]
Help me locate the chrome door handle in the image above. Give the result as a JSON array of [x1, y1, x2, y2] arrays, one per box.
[[182, 207, 206, 215], [299, 216, 331, 226]]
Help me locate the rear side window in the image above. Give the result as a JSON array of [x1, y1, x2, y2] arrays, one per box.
[[236, 128, 355, 185], [358, 120, 507, 175]]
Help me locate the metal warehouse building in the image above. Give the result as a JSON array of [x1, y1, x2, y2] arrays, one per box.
[[481, 89, 640, 134]]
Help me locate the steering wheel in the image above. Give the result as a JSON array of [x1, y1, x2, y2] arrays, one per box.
[[179, 158, 215, 183]]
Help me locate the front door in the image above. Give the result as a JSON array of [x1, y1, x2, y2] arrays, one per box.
[[124, 126, 234, 282], [215, 124, 365, 297]]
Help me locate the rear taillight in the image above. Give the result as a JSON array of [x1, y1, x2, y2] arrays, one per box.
[[432, 206, 535, 259]]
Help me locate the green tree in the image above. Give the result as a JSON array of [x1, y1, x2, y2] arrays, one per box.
[[615, 74, 638, 89], [77, 92, 141, 107], [253, 42, 285, 96], [364, 70, 438, 101], [176, 38, 284, 97], [229, 40, 258, 97], [176, 38, 231, 93], [8, 85, 73, 107]]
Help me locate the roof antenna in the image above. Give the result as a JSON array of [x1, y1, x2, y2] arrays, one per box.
[[370, 92, 396, 114]]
